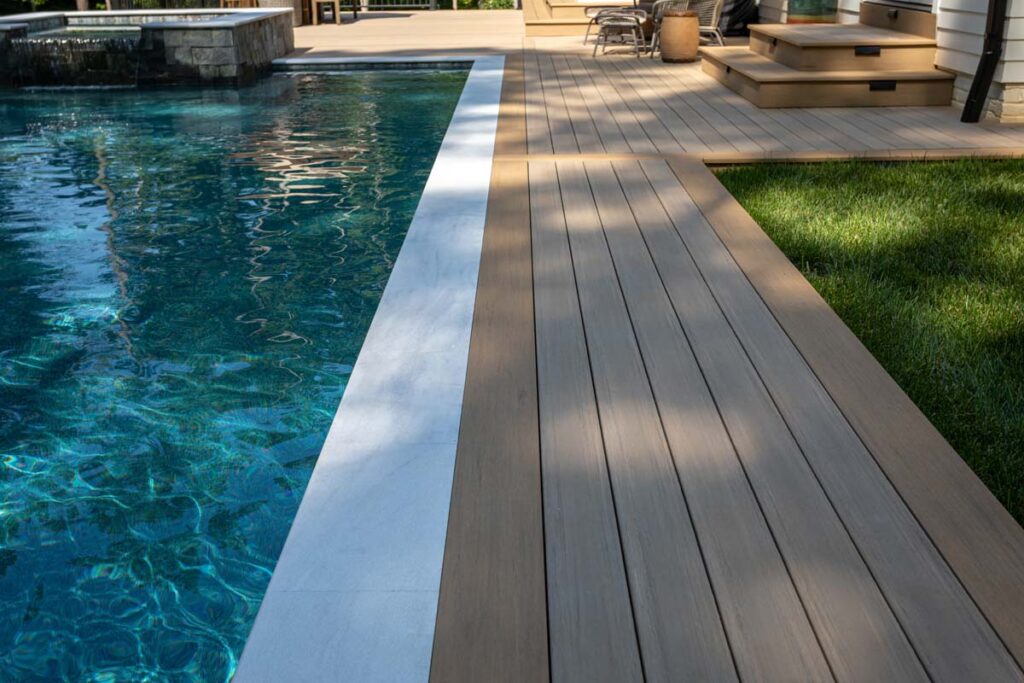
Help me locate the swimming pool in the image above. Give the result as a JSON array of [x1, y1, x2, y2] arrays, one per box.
[[0, 70, 467, 681]]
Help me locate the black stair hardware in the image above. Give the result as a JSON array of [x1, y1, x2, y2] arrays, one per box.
[[869, 80, 898, 91], [855, 45, 882, 57]]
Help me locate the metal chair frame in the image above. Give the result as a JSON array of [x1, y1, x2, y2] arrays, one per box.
[[592, 9, 648, 58]]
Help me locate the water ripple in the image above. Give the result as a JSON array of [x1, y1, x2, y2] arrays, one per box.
[[0, 70, 467, 682]]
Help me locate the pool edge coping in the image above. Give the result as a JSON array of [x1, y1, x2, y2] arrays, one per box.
[[234, 55, 504, 682]]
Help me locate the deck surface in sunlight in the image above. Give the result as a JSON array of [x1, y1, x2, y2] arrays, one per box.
[[430, 51, 1024, 683], [291, 19, 1024, 682]]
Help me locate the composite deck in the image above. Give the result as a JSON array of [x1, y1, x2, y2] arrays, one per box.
[[432, 43, 1024, 683], [279, 16, 1024, 681]]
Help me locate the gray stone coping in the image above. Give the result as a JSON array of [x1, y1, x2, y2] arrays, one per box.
[[0, 8, 293, 32]]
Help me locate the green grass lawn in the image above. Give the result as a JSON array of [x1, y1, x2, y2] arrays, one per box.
[[716, 160, 1024, 524]]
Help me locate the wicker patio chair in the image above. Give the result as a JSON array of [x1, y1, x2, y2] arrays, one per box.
[[691, 0, 726, 46]]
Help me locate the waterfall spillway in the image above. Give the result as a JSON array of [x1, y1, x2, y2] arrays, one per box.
[[9, 31, 142, 87]]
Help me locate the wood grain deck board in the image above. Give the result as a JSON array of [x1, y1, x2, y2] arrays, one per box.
[[614, 159, 926, 682], [430, 55, 548, 683], [670, 154, 1024, 671], [557, 160, 737, 682], [607, 58, 713, 153], [654, 156, 1021, 681], [531, 161, 644, 683], [412, 33, 1024, 682], [562, 55, 633, 153], [551, 54, 604, 152], [591, 59, 689, 154], [588, 159, 835, 681], [525, 52, 555, 154]]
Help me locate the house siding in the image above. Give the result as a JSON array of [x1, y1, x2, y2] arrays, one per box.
[[753, 0, 1024, 121], [935, 0, 1024, 121], [759, 0, 859, 24]]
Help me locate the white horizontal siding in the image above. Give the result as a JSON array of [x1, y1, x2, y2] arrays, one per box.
[[837, 0, 860, 24], [756, 0, 857, 24], [935, 0, 1024, 86], [759, 0, 787, 24]]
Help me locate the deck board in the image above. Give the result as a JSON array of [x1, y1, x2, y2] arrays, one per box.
[[671, 156, 1024, 670], [385, 23, 1024, 681], [653, 157, 1020, 681], [558, 161, 737, 681], [429, 56, 548, 683], [596, 160, 834, 682], [632, 160, 928, 682], [531, 161, 644, 683]]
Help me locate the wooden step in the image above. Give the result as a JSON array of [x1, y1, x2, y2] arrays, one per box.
[[524, 17, 591, 36], [548, 1, 630, 19], [700, 46, 954, 108], [749, 23, 937, 71]]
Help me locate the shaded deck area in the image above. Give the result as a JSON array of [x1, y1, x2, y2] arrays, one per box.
[[432, 49, 1024, 681]]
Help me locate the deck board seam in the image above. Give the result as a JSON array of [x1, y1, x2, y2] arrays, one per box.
[[551, 160, 650, 681], [647, 157, 932, 679], [625, 157, 869, 682], [586, 159, 742, 680], [608, 159, 831, 681]]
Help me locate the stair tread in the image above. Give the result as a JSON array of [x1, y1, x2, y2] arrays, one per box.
[[700, 46, 954, 82], [750, 23, 936, 47]]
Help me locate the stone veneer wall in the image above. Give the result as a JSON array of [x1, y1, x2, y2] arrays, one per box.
[[0, 10, 294, 87], [136, 11, 294, 84], [992, 86, 1024, 123]]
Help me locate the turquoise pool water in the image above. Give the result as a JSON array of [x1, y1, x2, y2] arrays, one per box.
[[0, 70, 467, 681]]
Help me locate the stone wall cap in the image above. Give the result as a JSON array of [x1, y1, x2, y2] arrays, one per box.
[[0, 8, 291, 32]]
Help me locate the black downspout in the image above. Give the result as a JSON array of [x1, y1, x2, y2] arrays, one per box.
[[961, 0, 1008, 122]]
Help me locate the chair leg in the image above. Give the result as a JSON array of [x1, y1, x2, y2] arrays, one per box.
[[583, 19, 594, 45]]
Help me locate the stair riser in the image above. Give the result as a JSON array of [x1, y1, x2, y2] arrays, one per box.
[[702, 58, 954, 108], [525, 20, 590, 35], [550, 4, 622, 19], [550, 5, 587, 18], [861, 1, 936, 39], [750, 34, 936, 71]]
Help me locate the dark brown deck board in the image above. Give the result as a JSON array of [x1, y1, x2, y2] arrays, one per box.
[[557, 160, 737, 682], [670, 155, 1024, 672], [430, 55, 548, 683], [588, 160, 833, 681], [531, 161, 644, 683], [650, 159, 1020, 680]]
